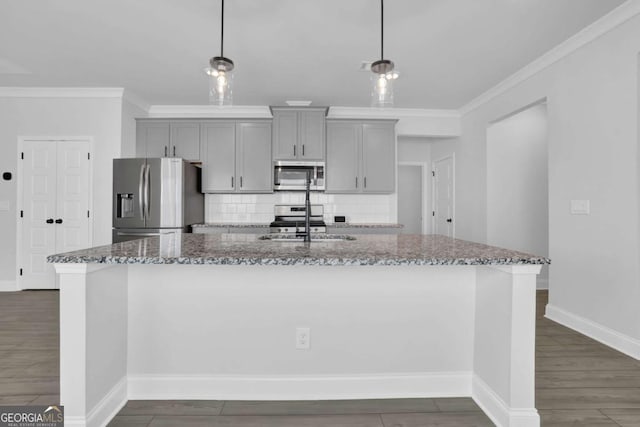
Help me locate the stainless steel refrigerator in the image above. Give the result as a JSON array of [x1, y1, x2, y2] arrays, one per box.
[[112, 158, 203, 243]]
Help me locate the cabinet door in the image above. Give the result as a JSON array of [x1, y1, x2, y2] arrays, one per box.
[[326, 122, 360, 193], [137, 121, 170, 158], [299, 109, 325, 160], [170, 121, 200, 161], [272, 109, 298, 160], [362, 123, 396, 193], [201, 122, 236, 192], [237, 122, 273, 193]]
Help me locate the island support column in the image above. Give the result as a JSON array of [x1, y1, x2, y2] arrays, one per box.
[[55, 263, 129, 427], [473, 265, 541, 427]]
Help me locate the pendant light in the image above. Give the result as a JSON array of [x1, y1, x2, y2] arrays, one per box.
[[370, 0, 398, 107], [206, 0, 234, 105]]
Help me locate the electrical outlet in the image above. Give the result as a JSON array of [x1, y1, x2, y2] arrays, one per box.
[[296, 327, 310, 350]]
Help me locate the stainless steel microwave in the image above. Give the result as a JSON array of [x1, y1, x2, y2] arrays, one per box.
[[273, 160, 325, 191]]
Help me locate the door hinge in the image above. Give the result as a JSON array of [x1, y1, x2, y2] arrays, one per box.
[[87, 210, 90, 218], [20, 210, 23, 218], [21, 152, 24, 160], [432, 171, 435, 177], [432, 211, 435, 217], [19, 268, 23, 276], [88, 153, 90, 160]]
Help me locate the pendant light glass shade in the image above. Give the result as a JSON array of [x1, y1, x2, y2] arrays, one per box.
[[206, 0, 234, 106], [207, 57, 234, 106], [370, 0, 397, 108]]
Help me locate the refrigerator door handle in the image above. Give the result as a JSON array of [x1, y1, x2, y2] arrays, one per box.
[[138, 163, 146, 220], [144, 164, 151, 219]]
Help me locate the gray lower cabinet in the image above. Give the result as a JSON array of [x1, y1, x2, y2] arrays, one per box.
[[326, 226, 401, 235], [272, 107, 327, 161], [326, 120, 397, 194], [136, 120, 201, 161], [201, 120, 272, 193]]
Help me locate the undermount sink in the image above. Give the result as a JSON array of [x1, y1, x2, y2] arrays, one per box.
[[259, 234, 356, 242]]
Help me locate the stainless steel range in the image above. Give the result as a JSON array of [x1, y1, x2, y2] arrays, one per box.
[[270, 205, 326, 234]]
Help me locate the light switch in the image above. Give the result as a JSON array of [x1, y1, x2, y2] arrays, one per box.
[[0, 200, 9, 212], [570, 200, 590, 215]]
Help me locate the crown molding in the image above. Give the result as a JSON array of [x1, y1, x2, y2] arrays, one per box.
[[459, 0, 640, 116], [122, 89, 150, 113], [327, 106, 460, 120], [147, 105, 273, 118], [328, 106, 461, 137], [0, 87, 125, 98]]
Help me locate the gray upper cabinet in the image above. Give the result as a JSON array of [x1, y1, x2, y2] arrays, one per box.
[[326, 121, 360, 192], [237, 122, 272, 192], [271, 107, 327, 161], [201, 121, 236, 192], [170, 121, 200, 160], [201, 120, 272, 193], [136, 120, 201, 161], [362, 123, 396, 193], [136, 121, 170, 158], [326, 120, 397, 194]]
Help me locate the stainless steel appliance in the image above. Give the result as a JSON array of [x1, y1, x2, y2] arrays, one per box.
[[273, 161, 325, 191], [112, 158, 204, 243], [270, 205, 326, 234]]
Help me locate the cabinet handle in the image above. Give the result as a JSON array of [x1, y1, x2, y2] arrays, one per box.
[[355, 177, 358, 188], [46, 218, 54, 224], [293, 145, 296, 156], [240, 176, 243, 188], [164, 146, 168, 157], [55, 218, 63, 224], [364, 177, 367, 188], [302, 144, 305, 156], [231, 176, 234, 188], [173, 146, 176, 157]]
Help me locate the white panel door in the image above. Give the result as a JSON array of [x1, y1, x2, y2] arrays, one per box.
[[20, 141, 58, 289], [20, 140, 91, 289], [56, 142, 91, 254], [433, 156, 454, 238]]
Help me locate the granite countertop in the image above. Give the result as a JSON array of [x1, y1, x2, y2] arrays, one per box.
[[327, 223, 403, 228], [192, 223, 269, 228], [192, 223, 403, 228], [47, 233, 550, 266]]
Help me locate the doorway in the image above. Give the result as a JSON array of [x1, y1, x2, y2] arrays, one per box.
[[432, 155, 455, 237], [486, 102, 549, 288], [17, 139, 92, 289], [397, 164, 424, 234]]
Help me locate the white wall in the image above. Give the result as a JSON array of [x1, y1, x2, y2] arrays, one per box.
[[453, 13, 640, 347], [0, 96, 123, 282], [487, 103, 549, 287], [121, 97, 147, 158]]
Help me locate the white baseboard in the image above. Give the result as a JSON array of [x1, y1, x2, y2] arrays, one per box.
[[63, 376, 127, 427], [128, 372, 472, 401], [472, 375, 539, 427], [545, 304, 640, 360], [0, 280, 17, 292]]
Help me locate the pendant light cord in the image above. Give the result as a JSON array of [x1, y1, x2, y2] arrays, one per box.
[[380, 0, 384, 60], [220, 0, 225, 57]]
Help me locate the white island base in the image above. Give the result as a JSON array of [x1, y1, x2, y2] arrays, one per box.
[[54, 263, 541, 427]]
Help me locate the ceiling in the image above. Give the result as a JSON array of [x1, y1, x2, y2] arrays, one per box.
[[0, 0, 625, 109]]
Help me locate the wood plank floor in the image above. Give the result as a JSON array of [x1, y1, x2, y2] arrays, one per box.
[[1, 290, 639, 426]]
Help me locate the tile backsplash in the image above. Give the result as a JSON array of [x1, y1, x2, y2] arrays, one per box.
[[205, 193, 397, 224]]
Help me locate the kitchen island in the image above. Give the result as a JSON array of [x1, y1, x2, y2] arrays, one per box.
[[49, 233, 549, 427]]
